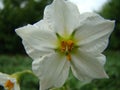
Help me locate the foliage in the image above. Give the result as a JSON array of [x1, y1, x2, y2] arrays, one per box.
[[0, 0, 53, 54], [0, 51, 120, 90], [98, 0, 120, 49]]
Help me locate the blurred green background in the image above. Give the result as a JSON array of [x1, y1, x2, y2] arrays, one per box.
[[0, 0, 120, 90]]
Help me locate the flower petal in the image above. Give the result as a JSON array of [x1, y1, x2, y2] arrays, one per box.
[[15, 20, 57, 57], [96, 53, 106, 65], [44, 0, 80, 36], [22, 40, 54, 60], [79, 48, 106, 66], [14, 83, 20, 90], [32, 53, 70, 90], [74, 12, 115, 53], [71, 50, 108, 81], [0, 72, 9, 84]]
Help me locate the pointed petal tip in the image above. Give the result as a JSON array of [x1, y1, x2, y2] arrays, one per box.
[[15, 28, 20, 36], [109, 20, 115, 26], [98, 71, 109, 79], [15, 26, 26, 37], [112, 20, 116, 28], [103, 72, 109, 79], [15, 24, 32, 37]]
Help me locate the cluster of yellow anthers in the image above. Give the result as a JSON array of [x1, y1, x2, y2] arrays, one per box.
[[4, 80, 14, 90], [60, 40, 74, 61]]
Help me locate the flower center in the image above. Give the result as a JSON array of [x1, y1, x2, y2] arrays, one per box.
[[4, 80, 14, 90], [60, 40, 74, 61]]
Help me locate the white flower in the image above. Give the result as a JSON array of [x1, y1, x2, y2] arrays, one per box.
[[15, 0, 115, 90], [0, 72, 20, 90]]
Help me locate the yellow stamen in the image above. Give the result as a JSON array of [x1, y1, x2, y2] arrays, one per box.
[[60, 40, 74, 61], [66, 53, 71, 61], [4, 80, 14, 90], [67, 40, 74, 51], [61, 41, 67, 52]]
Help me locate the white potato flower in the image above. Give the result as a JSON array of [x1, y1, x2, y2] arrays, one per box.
[[15, 0, 115, 90], [0, 72, 20, 90]]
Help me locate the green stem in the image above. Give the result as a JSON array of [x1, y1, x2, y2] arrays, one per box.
[[11, 70, 37, 83]]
